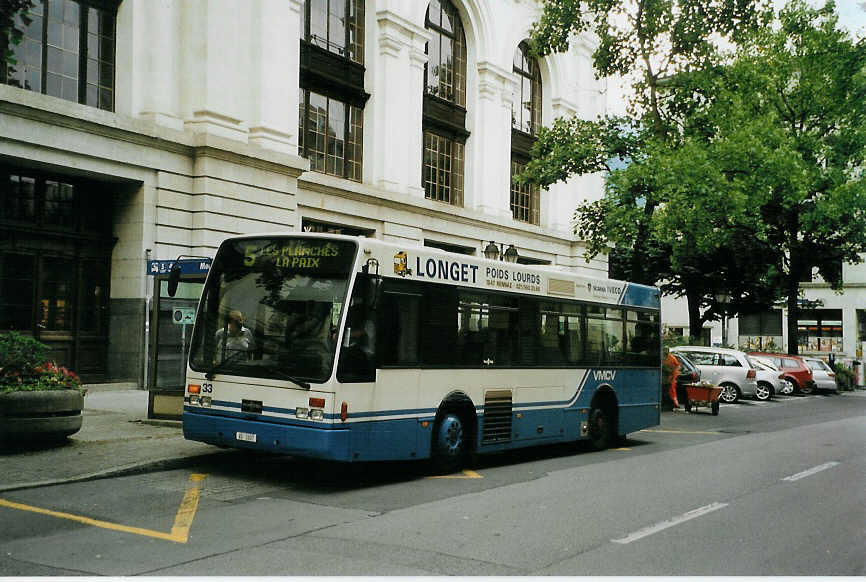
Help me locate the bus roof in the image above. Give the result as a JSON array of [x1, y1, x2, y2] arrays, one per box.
[[216, 232, 660, 309]]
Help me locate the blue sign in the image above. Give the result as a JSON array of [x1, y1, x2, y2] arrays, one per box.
[[147, 259, 211, 276]]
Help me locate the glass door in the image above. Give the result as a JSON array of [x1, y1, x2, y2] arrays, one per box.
[[147, 276, 205, 419]]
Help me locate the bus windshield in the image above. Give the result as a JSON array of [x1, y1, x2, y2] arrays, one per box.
[[189, 237, 357, 383]]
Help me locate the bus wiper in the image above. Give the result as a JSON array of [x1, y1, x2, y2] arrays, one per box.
[[259, 364, 311, 389], [205, 351, 248, 380]]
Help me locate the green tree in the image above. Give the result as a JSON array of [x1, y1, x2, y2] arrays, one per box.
[[703, 0, 866, 354], [524, 0, 771, 337]]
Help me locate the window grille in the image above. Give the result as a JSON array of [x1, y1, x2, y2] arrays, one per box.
[[298, 89, 363, 182], [424, 131, 464, 205], [510, 159, 539, 225]]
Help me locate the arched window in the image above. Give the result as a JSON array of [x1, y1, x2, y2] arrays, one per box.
[[425, 0, 466, 106], [422, 0, 469, 206], [512, 42, 541, 135], [510, 42, 541, 224], [298, 0, 367, 182]]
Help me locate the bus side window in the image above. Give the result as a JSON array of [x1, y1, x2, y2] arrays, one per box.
[[422, 284, 458, 365], [379, 290, 421, 365]]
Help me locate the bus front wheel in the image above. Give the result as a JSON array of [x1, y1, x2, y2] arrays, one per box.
[[431, 412, 466, 474], [588, 405, 614, 451]]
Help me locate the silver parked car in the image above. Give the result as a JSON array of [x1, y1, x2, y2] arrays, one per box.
[[803, 357, 839, 394], [750, 355, 793, 395], [748, 356, 785, 400], [670, 346, 759, 404]]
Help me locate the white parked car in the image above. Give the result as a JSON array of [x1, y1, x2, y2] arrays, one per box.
[[748, 356, 785, 400], [802, 357, 839, 394], [670, 346, 759, 404], [750, 356, 793, 395]]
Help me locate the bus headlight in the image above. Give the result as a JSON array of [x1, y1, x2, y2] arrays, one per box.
[[190, 395, 200, 406], [310, 409, 324, 421], [200, 396, 212, 407], [296, 407, 309, 419]]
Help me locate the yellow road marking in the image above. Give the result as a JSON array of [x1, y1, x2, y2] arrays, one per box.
[[427, 469, 483, 479], [640, 429, 721, 435], [614, 447, 632, 451], [0, 473, 206, 543]]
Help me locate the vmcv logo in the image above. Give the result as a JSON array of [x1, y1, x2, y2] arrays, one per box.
[[593, 370, 617, 381]]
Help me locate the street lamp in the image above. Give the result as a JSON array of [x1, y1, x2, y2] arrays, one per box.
[[483, 241, 520, 263], [715, 292, 731, 347]]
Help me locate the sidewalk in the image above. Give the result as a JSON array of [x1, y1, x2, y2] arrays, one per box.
[[0, 389, 227, 493]]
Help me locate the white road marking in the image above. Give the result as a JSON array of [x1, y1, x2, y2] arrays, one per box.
[[611, 502, 728, 544], [781, 461, 840, 482]]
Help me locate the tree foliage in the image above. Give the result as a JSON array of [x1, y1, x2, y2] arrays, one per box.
[[706, 0, 866, 352], [524, 0, 866, 351], [525, 0, 771, 336]]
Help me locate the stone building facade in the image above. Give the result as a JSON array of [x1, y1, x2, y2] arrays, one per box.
[[0, 0, 609, 391]]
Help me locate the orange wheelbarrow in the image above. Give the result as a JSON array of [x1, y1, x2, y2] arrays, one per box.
[[684, 383, 721, 415]]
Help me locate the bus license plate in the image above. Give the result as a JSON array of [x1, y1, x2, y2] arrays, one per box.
[[236, 431, 257, 443]]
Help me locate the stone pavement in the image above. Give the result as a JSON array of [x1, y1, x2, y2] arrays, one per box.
[[0, 388, 228, 493]]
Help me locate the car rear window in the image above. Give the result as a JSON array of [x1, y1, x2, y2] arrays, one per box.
[[782, 358, 799, 368], [721, 354, 741, 367], [682, 351, 713, 365]]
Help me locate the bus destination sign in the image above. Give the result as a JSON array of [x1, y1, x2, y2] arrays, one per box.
[[243, 240, 343, 270]]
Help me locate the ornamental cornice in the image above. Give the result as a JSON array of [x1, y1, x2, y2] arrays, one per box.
[[376, 10, 431, 44], [477, 61, 517, 106]]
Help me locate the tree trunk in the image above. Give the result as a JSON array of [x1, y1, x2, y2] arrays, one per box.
[[786, 276, 799, 355], [686, 290, 704, 342]]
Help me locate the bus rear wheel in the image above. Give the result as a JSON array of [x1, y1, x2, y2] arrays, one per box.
[[588, 405, 614, 451], [431, 412, 466, 474]]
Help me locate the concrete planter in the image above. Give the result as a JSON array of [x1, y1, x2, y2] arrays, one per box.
[[0, 389, 84, 444]]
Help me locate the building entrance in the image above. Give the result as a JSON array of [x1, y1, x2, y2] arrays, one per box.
[[0, 166, 115, 382]]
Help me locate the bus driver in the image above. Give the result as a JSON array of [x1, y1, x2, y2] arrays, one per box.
[[215, 310, 255, 355]]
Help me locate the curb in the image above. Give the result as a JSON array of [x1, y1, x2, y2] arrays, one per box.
[[0, 450, 235, 493]]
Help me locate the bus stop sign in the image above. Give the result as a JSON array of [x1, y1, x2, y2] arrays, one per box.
[[172, 307, 196, 325]]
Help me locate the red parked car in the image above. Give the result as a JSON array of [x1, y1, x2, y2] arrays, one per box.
[[747, 352, 816, 395]]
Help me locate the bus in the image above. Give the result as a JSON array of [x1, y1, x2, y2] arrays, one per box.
[[175, 233, 661, 472]]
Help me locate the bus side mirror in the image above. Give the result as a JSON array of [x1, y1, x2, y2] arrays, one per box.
[[365, 275, 383, 310], [167, 264, 181, 297]]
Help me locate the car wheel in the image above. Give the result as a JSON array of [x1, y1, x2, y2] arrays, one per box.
[[755, 383, 771, 401], [711, 401, 720, 415], [782, 379, 796, 395], [719, 383, 740, 404], [799, 382, 813, 395]]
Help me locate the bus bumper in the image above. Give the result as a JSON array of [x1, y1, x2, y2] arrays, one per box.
[[183, 410, 352, 461]]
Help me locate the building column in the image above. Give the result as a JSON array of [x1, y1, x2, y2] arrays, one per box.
[[179, 0, 249, 142], [373, 10, 429, 196], [472, 62, 515, 220], [546, 97, 586, 235], [126, 0, 183, 129], [248, 0, 299, 154]]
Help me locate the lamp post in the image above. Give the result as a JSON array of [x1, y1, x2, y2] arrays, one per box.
[[715, 292, 731, 347], [483, 241, 519, 263]]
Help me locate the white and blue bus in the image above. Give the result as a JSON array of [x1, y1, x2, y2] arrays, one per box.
[[178, 233, 661, 471]]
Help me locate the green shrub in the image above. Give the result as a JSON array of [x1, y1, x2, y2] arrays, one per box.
[[834, 362, 854, 391], [0, 332, 81, 393]]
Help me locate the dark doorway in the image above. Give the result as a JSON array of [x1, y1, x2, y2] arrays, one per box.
[[0, 166, 115, 382]]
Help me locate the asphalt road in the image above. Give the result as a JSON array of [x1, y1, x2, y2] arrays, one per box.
[[1, 391, 864, 576]]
